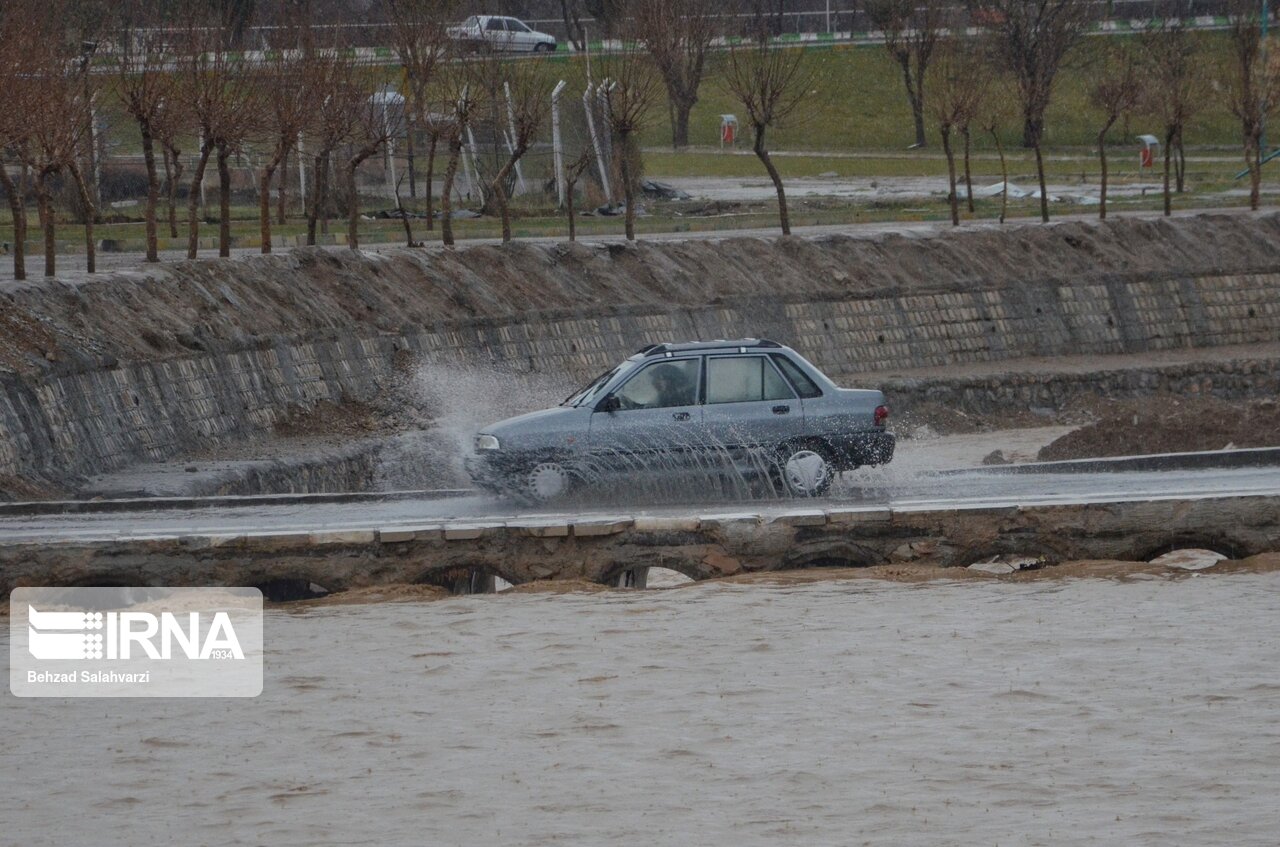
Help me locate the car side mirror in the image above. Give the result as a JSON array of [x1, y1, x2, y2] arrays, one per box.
[[596, 394, 621, 413]]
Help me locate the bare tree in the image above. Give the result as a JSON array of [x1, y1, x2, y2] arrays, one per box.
[[176, 8, 262, 259], [928, 40, 986, 226], [1138, 17, 1208, 217], [978, 87, 1014, 223], [865, 0, 948, 149], [1225, 0, 1280, 211], [0, 0, 38, 279], [303, 50, 365, 246], [257, 25, 321, 253], [564, 149, 592, 241], [603, 44, 662, 240], [344, 72, 402, 251], [388, 0, 454, 230], [722, 37, 814, 235], [15, 4, 97, 277], [115, 0, 178, 262], [1089, 43, 1140, 220], [633, 0, 717, 149], [559, 0, 588, 53], [437, 68, 479, 248], [153, 97, 190, 241], [473, 56, 552, 243], [976, 0, 1093, 222]]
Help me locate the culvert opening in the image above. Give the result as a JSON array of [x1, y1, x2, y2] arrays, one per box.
[[1141, 537, 1243, 564], [1146, 547, 1233, 571], [255, 579, 331, 603], [420, 567, 499, 595]]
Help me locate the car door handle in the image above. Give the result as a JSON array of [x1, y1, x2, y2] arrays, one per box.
[[672, 412, 691, 421], [772, 405, 790, 415]]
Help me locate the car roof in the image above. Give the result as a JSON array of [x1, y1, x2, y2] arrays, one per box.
[[630, 339, 787, 359]]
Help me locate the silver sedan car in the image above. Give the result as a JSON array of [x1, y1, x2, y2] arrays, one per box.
[[465, 339, 894, 500]]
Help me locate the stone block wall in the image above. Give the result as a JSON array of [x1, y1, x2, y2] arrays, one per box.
[[2, 215, 1279, 495]]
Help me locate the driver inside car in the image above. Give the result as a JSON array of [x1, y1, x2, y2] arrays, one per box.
[[648, 363, 695, 408]]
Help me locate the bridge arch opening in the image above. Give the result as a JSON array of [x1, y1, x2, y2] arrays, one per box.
[[418, 566, 501, 595], [1137, 535, 1245, 564], [780, 541, 882, 572], [254, 578, 332, 603]]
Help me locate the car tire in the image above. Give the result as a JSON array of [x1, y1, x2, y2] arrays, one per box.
[[776, 443, 835, 498], [534, 42, 553, 53], [524, 461, 574, 502]]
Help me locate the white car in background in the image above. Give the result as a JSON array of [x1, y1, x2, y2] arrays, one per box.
[[448, 15, 558, 53]]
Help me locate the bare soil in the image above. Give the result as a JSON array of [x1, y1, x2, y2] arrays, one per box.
[[1038, 396, 1280, 461]]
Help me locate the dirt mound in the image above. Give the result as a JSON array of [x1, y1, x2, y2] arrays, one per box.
[[1037, 396, 1280, 460]]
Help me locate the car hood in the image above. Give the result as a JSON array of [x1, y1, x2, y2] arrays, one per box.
[[479, 406, 588, 450]]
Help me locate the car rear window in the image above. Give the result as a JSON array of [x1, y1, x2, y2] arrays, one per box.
[[771, 354, 823, 398]]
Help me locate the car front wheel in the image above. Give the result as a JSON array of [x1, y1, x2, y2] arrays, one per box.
[[524, 461, 573, 502], [777, 445, 835, 497]]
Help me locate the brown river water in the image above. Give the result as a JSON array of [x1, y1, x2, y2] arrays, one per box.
[[4, 572, 1279, 846]]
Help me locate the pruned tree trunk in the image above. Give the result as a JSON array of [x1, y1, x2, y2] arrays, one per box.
[[1175, 133, 1186, 193], [1246, 130, 1262, 211], [619, 131, 638, 240], [306, 152, 328, 246], [440, 137, 462, 247], [941, 124, 959, 226], [216, 143, 233, 257], [671, 98, 693, 149], [566, 179, 578, 241], [35, 172, 55, 278], [991, 129, 1008, 224], [164, 146, 183, 239], [0, 161, 27, 280], [186, 142, 213, 259], [898, 57, 927, 148], [259, 162, 279, 254], [489, 144, 528, 243], [346, 142, 382, 250], [1033, 142, 1050, 223], [140, 124, 160, 262], [1162, 126, 1174, 217], [424, 130, 438, 231], [277, 144, 290, 225], [752, 124, 791, 235], [1098, 124, 1112, 220], [961, 124, 974, 214], [67, 161, 96, 274]]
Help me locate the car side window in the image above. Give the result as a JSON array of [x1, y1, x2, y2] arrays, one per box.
[[771, 354, 823, 399], [613, 359, 699, 410], [486, 17, 505, 30], [706, 356, 794, 404], [509, 19, 531, 32]]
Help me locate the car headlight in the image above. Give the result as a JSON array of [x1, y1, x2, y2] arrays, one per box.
[[475, 434, 500, 451]]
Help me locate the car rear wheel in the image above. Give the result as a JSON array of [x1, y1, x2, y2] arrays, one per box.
[[525, 461, 573, 502], [778, 445, 835, 497]]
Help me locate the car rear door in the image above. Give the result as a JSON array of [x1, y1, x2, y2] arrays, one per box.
[[587, 356, 704, 473], [701, 354, 800, 466]]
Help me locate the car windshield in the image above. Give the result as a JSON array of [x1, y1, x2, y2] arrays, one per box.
[[462, 15, 478, 26], [562, 366, 622, 407]]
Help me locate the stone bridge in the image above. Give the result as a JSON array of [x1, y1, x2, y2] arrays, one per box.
[[2, 493, 1275, 597]]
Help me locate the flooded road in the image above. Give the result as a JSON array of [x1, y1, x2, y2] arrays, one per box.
[[4, 573, 1279, 846]]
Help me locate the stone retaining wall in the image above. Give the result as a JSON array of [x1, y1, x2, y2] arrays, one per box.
[[3, 215, 1279, 495]]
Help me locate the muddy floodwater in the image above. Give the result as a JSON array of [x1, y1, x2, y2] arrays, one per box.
[[4, 573, 1280, 846]]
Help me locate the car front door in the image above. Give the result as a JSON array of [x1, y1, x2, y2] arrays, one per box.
[[700, 354, 800, 470], [506, 18, 535, 51], [587, 356, 704, 474], [484, 16, 510, 49]]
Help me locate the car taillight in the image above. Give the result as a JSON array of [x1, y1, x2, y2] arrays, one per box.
[[874, 405, 889, 426]]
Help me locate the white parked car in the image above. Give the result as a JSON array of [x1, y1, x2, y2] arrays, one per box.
[[447, 15, 558, 53]]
